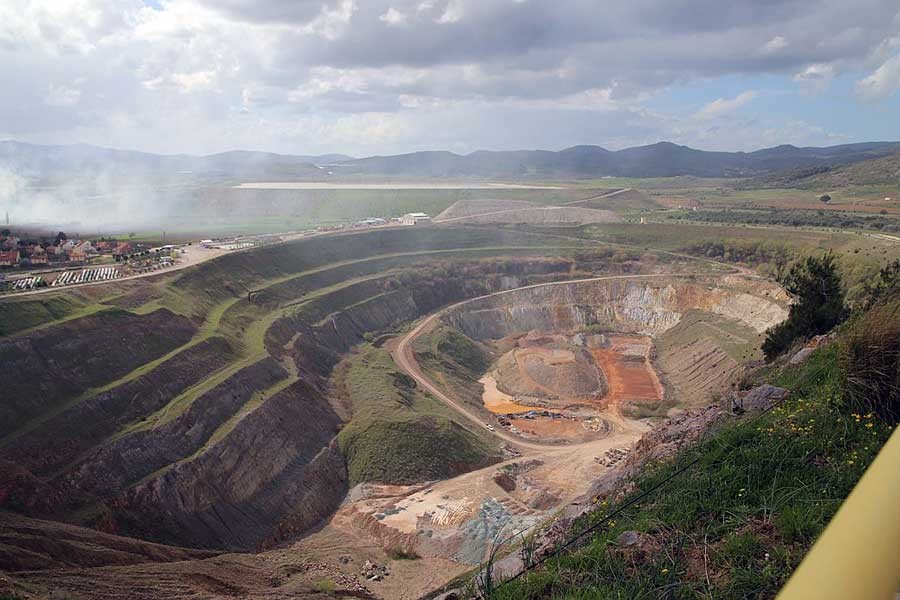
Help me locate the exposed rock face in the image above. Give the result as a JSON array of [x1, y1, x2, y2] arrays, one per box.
[[445, 279, 787, 340], [114, 380, 345, 550], [0, 309, 196, 438], [656, 337, 739, 405], [66, 357, 287, 499], [3, 337, 234, 480]]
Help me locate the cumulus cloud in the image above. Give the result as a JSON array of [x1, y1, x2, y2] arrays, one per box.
[[379, 7, 408, 26], [1, 0, 898, 155], [695, 91, 757, 120], [856, 53, 900, 100], [45, 83, 82, 106], [762, 35, 788, 53], [793, 63, 836, 94]]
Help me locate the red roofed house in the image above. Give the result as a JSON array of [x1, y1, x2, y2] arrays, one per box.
[[28, 246, 48, 265], [113, 242, 132, 256], [0, 249, 19, 267]]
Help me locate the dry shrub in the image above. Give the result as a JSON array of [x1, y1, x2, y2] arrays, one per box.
[[840, 298, 900, 425]]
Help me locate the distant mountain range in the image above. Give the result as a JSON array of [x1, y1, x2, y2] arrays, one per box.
[[747, 151, 900, 189], [2, 139, 899, 182]]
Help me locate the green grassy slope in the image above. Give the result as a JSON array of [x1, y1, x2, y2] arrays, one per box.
[[490, 329, 893, 599], [413, 323, 496, 412], [336, 346, 500, 486]]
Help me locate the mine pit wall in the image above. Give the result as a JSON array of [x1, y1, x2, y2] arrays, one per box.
[[67, 357, 289, 499], [0, 247, 659, 553], [70, 259, 587, 551], [3, 337, 235, 479], [0, 308, 196, 440], [112, 378, 345, 551], [444, 279, 787, 342]]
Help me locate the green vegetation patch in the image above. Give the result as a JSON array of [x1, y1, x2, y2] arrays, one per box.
[[413, 323, 495, 411], [0, 295, 90, 336], [337, 346, 500, 486], [490, 334, 893, 599], [672, 207, 900, 234]]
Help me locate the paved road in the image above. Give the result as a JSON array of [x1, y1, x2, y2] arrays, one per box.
[[391, 273, 686, 452]]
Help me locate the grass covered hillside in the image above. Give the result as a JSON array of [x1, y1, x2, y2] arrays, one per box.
[[335, 345, 500, 486], [487, 296, 897, 599]]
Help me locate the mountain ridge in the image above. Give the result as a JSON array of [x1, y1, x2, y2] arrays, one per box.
[[2, 139, 899, 181]]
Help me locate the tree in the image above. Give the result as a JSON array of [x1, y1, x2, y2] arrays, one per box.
[[819, 194, 831, 203], [763, 253, 846, 360], [54, 231, 67, 244], [0, 228, 10, 237]]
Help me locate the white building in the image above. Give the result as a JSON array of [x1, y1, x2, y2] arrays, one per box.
[[400, 212, 431, 225]]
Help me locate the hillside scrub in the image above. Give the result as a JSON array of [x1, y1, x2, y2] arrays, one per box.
[[762, 254, 845, 360], [861, 258, 900, 308], [672, 207, 900, 233], [487, 339, 893, 599]]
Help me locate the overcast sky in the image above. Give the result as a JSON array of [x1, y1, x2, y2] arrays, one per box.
[[1, 0, 899, 156]]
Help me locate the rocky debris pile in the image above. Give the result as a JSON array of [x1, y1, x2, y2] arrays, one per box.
[[582, 417, 610, 432], [360, 559, 389, 581], [789, 334, 833, 366], [622, 403, 731, 468], [298, 561, 372, 595], [595, 447, 630, 467], [728, 384, 789, 413], [501, 443, 522, 459]]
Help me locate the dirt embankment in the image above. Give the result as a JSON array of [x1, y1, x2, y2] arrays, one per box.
[[0, 511, 216, 572]]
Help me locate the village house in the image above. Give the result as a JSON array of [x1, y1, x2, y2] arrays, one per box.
[[45, 245, 65, 260], [400, 212, 431, 225], [67, 240, 93, 262], [0, 235, 19, 251], [113, 242, 132, 256], [0, 249, 19, 267], [28, 245, 48, 265]]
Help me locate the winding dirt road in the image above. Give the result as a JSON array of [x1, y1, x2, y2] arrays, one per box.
[[391, 273, 682, 452]]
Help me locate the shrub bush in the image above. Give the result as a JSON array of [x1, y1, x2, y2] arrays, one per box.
[[840, 298, 900, 425], [763, 253, 845, 360]]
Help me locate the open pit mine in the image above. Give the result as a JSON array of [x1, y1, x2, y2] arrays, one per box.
[[0, 225, 788, 599]]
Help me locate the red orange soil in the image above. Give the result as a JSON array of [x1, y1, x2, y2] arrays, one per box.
[[589, 335, 664, 405]]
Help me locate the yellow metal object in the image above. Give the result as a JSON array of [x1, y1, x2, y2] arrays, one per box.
[[778, 428, 900, 600]]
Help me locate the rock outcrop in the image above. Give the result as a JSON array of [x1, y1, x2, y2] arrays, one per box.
[[445, 279, 786, 341]]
